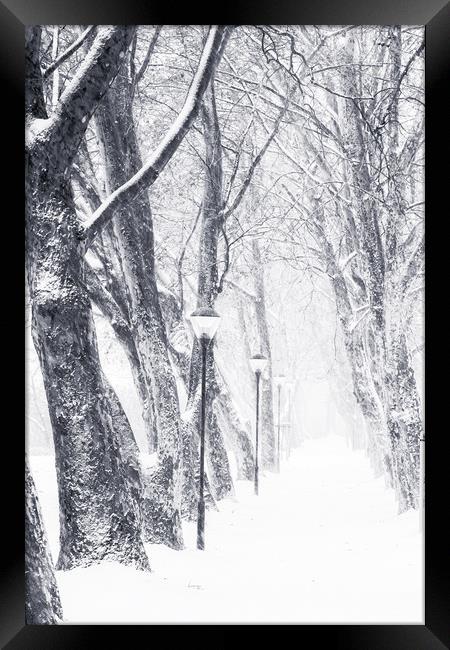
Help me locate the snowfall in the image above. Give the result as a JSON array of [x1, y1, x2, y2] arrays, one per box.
[[29, 433, 423, 625]]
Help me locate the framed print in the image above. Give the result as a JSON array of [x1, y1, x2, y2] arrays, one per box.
[[1, 0, 448, 645]]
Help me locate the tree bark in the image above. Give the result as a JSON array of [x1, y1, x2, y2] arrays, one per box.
[[25, 462, 63, 624], [385, 302, 422, 510]]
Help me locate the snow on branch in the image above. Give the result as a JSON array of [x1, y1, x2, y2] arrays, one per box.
[[348, 306, 370, 332], [339, 251, 358, 272], [82, 26, 229, 251], [225, 278, 257, 301], [42, 26, 97, 80], [52, 27, 133, 133]]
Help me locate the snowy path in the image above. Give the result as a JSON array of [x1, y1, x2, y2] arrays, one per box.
[[31, 434, 423, 624]]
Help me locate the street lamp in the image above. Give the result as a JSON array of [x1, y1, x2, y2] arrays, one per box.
[[190, 307, 221, 550], [273, 375, 286, 472], [249, 354, 268, 495]]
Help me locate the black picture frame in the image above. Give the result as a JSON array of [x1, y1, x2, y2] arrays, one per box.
[[4, 0, 448, 646]]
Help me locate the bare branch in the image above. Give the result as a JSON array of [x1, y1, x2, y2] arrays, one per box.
[[42, 26, 97, 80], [83, 26, 231, 250], [216, 224, 230, 294], [177, 201, 203, 306], [134, 26, 162, 87], [222, 101, 288, 222], [381, 38, 425, 124]]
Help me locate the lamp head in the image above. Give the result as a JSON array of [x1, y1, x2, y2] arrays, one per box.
[[190, 307, 221, 341], [274, 374, 286, 388], [249, 353, 268, 375]]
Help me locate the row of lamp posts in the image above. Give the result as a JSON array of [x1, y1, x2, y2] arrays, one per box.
[[190, 307, 293, 550]]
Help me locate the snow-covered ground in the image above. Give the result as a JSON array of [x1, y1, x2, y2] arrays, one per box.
[[29, 434, 423, 624]]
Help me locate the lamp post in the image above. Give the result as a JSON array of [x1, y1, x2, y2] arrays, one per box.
[[190, 307, 221, 550], [285, 380, 294, 460], [273, 375, 285, 472], [249, 354, 268, 495]]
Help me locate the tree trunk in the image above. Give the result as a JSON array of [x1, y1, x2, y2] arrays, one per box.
[[340, 32, 422, 510], [309, 195, 393, 487], [215, 369, 254, 481], [84, 264, 158, 452], [383, 27, 422, 511], [186, 85, 234, 501], [102, 372, 145, 510], [25, 26, 149, 570], [27, 177, 149, 570], [93, 73, 184, 549], [385, 308, 422, 511], [25, 462, 63, 624], [251, 240, 276, 469]]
